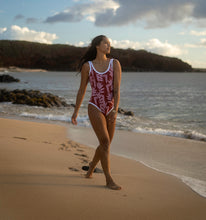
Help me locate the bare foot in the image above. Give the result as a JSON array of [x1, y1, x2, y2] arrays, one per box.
[[85, 173, 93, 178], [85, 162, 94, 178], [106, 181, 122, 190]]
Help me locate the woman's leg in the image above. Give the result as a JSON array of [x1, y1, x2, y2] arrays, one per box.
[[86, 108, 117, 177], [86, 104, 110, 178], [86, 104, 121, 190], [106, 110, 117, 142]]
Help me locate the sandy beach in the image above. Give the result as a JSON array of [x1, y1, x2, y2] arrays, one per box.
[[0, 67, 47, 73], [0, 118, 206, 220]]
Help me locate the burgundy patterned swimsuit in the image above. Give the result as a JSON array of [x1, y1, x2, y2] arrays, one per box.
[[88, 59, 114, 116]]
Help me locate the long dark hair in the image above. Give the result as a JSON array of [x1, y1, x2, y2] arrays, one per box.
[[78, 35, 110, 71]]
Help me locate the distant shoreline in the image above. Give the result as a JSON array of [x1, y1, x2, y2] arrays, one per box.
[[0, 66, 47, 73], [0, 40, 193, 72], [192, 68, 206, 73], [0, 66, 206, 73]]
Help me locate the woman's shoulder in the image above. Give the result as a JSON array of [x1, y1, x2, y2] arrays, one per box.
[[112, 58, 121, 67], [82, 62, 90, 70], [81, 62, 90, 75]]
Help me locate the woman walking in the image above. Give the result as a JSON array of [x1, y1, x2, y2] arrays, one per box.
[[71, 35, 122, 190]]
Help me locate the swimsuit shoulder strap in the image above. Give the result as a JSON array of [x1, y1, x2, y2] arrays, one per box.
[[110, 58, 114, 70], [88, 61, 92, 74]]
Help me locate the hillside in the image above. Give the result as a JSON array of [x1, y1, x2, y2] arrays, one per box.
[[0, 40, 192, 72]]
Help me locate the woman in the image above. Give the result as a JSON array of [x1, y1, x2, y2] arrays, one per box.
[[71, 35, 122, 190]]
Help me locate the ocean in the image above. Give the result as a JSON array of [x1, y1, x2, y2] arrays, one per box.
[[1, 71, 206, 142], [1, 71, 206, 198]]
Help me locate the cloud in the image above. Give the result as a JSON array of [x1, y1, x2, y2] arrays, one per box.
[[111, 39, 183, 57], [14, 14, 24, 20], [191, 0, 206, 19], [45, 0, 119, 23], [0, 27, 7, 34], [0, 25, 58, 44], [200, 38, 206, 46], [194, 18, 206, 27], [14, 14, 39, 24], [72, 38, 183, 57], [44, 0, 206, 28], [95, 0, 194, 28], [110, 39, 141, 50], [26, 18, 39, 24], [190, 30, 206, 36], [69, 40, 89, 47], [144, 39, 182, 56], [185, 38, 206, 48]]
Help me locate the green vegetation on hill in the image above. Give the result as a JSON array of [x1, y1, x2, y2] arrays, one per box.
[[0, 40, 192, 72]]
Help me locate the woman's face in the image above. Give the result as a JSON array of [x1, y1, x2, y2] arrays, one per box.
[[96, 37, 111, 54]]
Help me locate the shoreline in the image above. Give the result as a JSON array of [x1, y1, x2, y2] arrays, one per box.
[[1, 108, 206, 143], [67, 123, 206, 198], [0, 66, 47, 73], [1, 113, 206, 198], [1, 66, 206, 73], [1, 117, 206, 219]]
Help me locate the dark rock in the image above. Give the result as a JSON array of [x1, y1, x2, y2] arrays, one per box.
[[0, 89, 70, 108], [124, 111, 134, 116], [118, 107, 125, 114], [0, 74, 20, 83], [118, 107, 134, 116]]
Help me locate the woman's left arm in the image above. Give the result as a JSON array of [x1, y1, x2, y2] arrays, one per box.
[[113, 59, 122, 113]]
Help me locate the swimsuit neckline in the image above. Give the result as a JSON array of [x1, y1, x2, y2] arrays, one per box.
[[91, 59, 112, 74]]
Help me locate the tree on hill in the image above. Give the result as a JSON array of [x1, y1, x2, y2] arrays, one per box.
[[0, 40, 192, 72]]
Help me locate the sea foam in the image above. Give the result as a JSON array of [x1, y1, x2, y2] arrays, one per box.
[[20, 112, 90, 127], [133, 127, 206, 142], [20, 112, 206, 142], [139, 160, 206, 198]]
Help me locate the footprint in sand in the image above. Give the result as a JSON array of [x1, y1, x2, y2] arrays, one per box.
[[58, 143, 71, 151], [81, 159, 89, 164], [74, 153, 88, 158], [74, 152, 90, 164], [75, 149, 87, 161], [68, 140, 81, 149], [68, 167, 79, 172], [42, 141, 52, 144], [13, 136, 27, 140], [76, 149, 84, 152]]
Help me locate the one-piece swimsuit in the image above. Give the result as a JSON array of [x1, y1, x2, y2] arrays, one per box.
[[88, 59, 114, 116]]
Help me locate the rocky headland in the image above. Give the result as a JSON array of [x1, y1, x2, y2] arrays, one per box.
[[0, 40, 192, 72]]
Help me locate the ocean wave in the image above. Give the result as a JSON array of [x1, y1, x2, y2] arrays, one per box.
[[133, 127, 206, 142], [20, 112, 206, 142], [20, 112, 91, 127], [181, 176, 206, 198]]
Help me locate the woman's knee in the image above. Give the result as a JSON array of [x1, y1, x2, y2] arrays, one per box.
[[99, 137, 110, 152]]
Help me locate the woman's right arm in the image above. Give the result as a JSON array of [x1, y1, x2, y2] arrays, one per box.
[[71, 63, 89, 125]]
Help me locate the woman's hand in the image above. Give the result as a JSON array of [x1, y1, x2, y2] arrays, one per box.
[[107, 110, 117, 123], [71, 112, 78, 125]]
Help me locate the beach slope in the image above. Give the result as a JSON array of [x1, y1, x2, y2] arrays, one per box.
[[0, 118, 206, 220]]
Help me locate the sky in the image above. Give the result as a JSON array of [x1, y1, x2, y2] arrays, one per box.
[[0, 0, 206, 68]]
